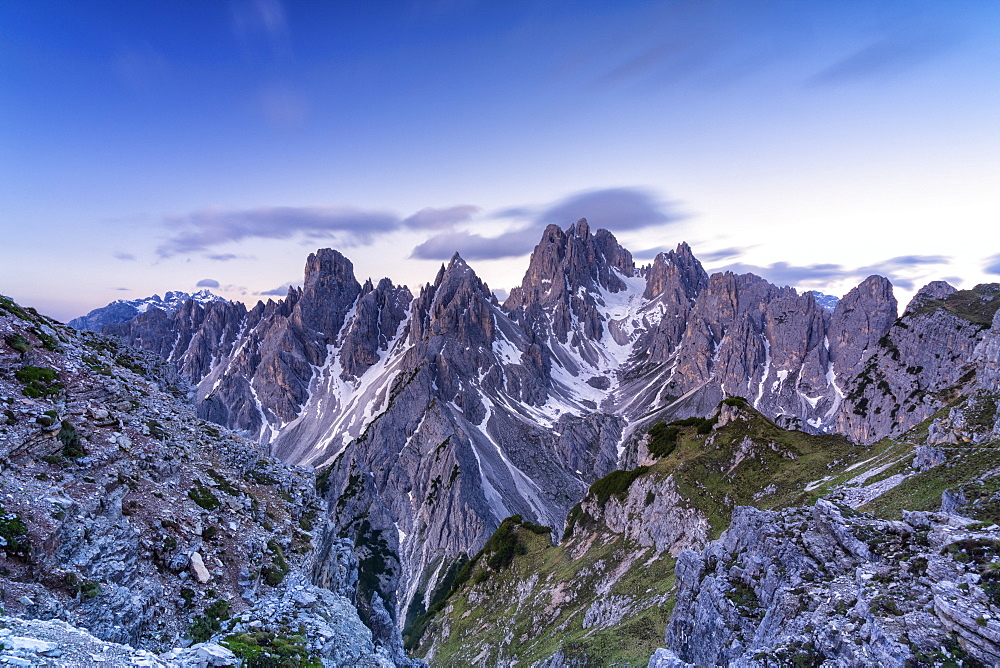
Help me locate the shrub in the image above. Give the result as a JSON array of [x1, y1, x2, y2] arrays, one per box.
[[483, 516, 528, 571], [58, 421, 85, 459], [15, 366, 62, 398], [647, 422, 680, 458], [80, 581, 101, 600], [588, 466, 650, 506], [0, 506, 29, 558], [189, 484, 221, 511], [222, 632, 320, 668], [189, 599, 231, 643], [4, 334, 29, 354], [261, 539, 290, 586]]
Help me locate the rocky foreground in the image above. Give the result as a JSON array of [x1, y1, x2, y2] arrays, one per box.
[[0, 295, 419, 665]]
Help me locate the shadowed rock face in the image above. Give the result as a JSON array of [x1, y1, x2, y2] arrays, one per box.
[[106, 223, 996, 625]]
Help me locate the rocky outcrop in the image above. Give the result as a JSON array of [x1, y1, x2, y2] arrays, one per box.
[[0, 296, 417, 666], [929, 292, 1000, 445], [838, 283, 1000, 444], [663, 501, 1000, 666]]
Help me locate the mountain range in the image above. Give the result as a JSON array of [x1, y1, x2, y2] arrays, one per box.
[[67, 290, 226, 332], [2, 220, 997, 665], [97, 222, 1000, 627]]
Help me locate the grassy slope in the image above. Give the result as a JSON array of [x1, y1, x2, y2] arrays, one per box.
[[419, 519, 676, 666], [418, 402, 913, 666]]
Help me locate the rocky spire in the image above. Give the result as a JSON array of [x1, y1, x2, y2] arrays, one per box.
[[293, 248, 363, 342]]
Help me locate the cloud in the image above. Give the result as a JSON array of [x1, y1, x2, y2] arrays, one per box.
[[698, 247, 745, 263], [205, 253, 251, 261], [410, 187, 683, 261], [985, 254, 1000, 276], [113, 251, 136, 261], [404, 206, 481, 231], [114, 287, 130, 291], [807, 32, 958, 86], [538, 188, 679, 230], [411, 227, 541, 262], [230, 0, 291, 60], [712, 254, 952, 292], [158, 206, 400, 258], [196, 278, 220, 288], [259, 282, 299, 296]]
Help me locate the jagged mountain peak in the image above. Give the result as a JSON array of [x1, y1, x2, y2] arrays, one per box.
[[643, 242, 708, 301], [905, 279, 957, 314]]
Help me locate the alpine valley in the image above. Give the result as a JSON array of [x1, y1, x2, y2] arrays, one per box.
[[3, 220, 1000, 666]]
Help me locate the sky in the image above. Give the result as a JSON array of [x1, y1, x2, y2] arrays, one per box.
[[1, 0, 998, 321]]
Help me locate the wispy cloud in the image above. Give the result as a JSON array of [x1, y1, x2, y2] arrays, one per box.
[[807, 32, 959, 86], [258, 282, 299, 296], [196, 278, 220, 288], [538, 188, 678, 230], [404, 205, 480, 230], [113, 251, 136, 261], [411, 227, 540, 262], [697, 246, 745, 263], [411, 187, 684, 261], [230, 0, 291, 60], [714, 254, 951, 291], [985, 253, 1000, 276], [205, 253, 253, 262], [157, 206, 400, 258]]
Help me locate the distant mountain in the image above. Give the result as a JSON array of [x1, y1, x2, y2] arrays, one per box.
[[806, 289, 840, 312], [68, 290, 226, 332]]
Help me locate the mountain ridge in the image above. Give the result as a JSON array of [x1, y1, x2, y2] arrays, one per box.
[[101, 221, 1000, 630]]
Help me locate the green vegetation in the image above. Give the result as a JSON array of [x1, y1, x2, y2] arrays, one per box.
[[36, 409, 58, 428], [0, 505, 29, 558], [403, 554, 469, 651], [909, 283, 1000, 328], [4, 334, 29, 354], [314, 465, 332, 495], [647, 422, 680, 458], [416, 514, 676, 665], [588, 466, 650, 506], [188, 483, 221, 511], [479, 515, 548, 571], [15, 366, 63, 398], [660, 404, 864, 538], [189, 599, 231, 643], [861, 446, 1000, 521], [30, 326, 63, 352], [0, 295, 32, 320], [261, 539, 290, 587], [57, 421, 85, 459], [352, 519, 394, 617], [206, 469, 240, 496], [80, 581, 101, 600], [222, 631, 321, 667]]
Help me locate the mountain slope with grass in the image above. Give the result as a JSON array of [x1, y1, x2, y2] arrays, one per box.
[[413, 395, 1000, 666]]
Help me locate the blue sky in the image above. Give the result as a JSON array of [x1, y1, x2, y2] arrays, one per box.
[[2, 1, 998, 320]]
